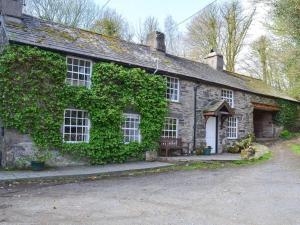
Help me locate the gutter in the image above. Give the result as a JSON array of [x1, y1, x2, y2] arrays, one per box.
[[193, 85, 200, 153]]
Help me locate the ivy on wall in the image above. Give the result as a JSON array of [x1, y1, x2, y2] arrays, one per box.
[[274, 99, 300, 131], [0, 45, 168, 164]]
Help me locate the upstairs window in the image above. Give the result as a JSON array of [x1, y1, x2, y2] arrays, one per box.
[[227, 116, 238, 139], [66, 57, 92, 88], [162, 117, 178, 138], [166, 76, 180, 102], [63, 109, 90, 143], [221, 89, 234, 107], [122, 113, 141, 144]]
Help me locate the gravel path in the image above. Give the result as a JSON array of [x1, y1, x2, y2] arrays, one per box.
[[1, 139, 300, 225]]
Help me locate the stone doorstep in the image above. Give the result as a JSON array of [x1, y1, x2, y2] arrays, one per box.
[[0, 161, 173, 184]]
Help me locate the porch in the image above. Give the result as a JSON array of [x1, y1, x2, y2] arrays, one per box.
[[252, 102, 280, 139]]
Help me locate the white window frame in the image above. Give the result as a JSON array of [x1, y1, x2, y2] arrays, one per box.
[[63, 109, 90, 143], [165, 76, 180, 102], [227, 116, 238, 139], [162, 117, 178, 138], [221, 89, 234, 108], [122, 113, 141, 144], [66, 56, 92, 88]]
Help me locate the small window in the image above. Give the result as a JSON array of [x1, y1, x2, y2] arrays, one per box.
[[122, 113, 141, 143], [63, 109, 90, 143], [227, 116, 238, 139], [162, 117, 178, 138], [221, 89, 234, 107], [166, 76, 180, 102], [66, 57, 92, 88]]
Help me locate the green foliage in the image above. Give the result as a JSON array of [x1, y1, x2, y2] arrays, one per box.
[[0, 45, 168, 164], [274, 99, 299, 130], [290, 144, 300, 155], [227, 133, 255, 154], [0, 45, 68, 149], [279, 130, 300, 140]]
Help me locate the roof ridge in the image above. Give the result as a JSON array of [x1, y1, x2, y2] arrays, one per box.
[[22, 13, 150, 49]]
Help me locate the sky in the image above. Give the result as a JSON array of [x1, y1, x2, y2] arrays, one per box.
[[94, 0, 217, 31]]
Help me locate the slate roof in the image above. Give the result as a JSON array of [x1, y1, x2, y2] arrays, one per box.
[[2, 14, 298, 103]]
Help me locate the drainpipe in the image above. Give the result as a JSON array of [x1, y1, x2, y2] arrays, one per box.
[[193, 85, 200, 154]]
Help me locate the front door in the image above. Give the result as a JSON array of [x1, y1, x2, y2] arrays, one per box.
[[205, 117, 217, 154]]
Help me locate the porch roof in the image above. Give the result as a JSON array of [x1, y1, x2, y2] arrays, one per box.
[[203, 100, 234, 116]]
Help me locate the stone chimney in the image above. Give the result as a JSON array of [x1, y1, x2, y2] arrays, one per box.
[[204, 49, 224, 71], [146, 31, 166, 52], [0, 0, 24, 18]]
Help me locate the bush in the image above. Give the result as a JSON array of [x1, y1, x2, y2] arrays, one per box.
[[227, 134, 255, 153], [280, 130, 300, 140]]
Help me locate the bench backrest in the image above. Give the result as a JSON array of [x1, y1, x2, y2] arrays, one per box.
[[160, 138, 182, 149]]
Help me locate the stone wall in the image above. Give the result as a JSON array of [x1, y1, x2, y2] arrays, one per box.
[[1, 129, 88, 168], [167, 78, 280, 153]]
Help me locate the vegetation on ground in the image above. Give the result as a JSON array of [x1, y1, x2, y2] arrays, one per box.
[[290, 144, 300, 155], [279, 130, 300, 140]]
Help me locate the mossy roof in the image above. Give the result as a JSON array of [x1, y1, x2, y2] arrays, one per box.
[[3, 14, 298, 103]]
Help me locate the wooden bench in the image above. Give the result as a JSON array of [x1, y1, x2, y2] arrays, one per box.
[[159, 138, 183, 157]]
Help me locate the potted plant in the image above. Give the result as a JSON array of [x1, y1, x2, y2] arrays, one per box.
[[31, 149, 52, 171], [203, 146, 212, 155], [145, 150, 158, 162]]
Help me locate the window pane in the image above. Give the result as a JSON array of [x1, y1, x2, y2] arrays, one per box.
[[65, 57, 92, 88]]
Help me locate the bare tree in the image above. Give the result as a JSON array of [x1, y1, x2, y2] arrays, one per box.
[[91, 8, 133, 41], [186, 3, 220, 61], [186, 0, 255, 72], [25, 0, 100, 28], [164, 15, 182, 55], [135, 16, 160, 44], [221, 1, 256, 72]]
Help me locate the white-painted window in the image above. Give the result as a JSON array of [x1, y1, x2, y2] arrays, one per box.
[[66, 57, 92, 88], [162, 117, 178, 138], [221, 89, 234, 107], [122, 113, 141, 143], [63, 109, 90, 143], [227, 116, 238, 139], [166, 76, 180, 102]]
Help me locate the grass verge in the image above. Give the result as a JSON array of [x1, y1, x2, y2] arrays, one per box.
[[290, 144, 300, 155]]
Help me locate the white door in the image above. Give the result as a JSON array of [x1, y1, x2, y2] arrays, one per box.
[[205, 117, 217, 154]]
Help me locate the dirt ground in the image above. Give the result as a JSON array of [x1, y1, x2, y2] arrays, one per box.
[[1, 138, 300, 225]]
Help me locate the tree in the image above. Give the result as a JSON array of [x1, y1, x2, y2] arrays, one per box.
[[221, 1, 256, 72], [135, 16, 160, 44], [270, 0, 300, 98], [186, 0, 255, 72], [164, 15, 182, 55], [187, 4, 220, 61], [91, 8, 133, 40], [242, 35, 288, 90], [25, 0, 100, 28]]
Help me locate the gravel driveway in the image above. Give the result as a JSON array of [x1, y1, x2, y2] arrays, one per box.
[[1, 139, 300, 225]]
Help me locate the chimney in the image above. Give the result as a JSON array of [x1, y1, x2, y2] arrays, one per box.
[[146, 31, 166, 52], [0, 0, 24, 18], [204, 49, 224, 71]]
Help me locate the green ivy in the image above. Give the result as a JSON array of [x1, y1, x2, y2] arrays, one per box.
[[274, 99, 299, 130], [0, 45, 168, 164]]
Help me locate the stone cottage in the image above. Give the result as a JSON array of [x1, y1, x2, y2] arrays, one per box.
[[0, 0, 299, 167]]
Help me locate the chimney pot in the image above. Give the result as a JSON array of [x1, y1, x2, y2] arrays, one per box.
[[204, 50, 224, 71], [146, 31, 166, 52]]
